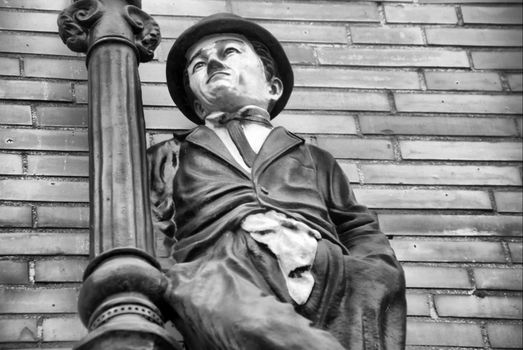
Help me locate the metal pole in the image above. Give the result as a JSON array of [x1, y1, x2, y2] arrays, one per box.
[[57, 1, 179, 348]]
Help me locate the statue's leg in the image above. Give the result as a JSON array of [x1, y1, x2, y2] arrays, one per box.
[[163, 230, 345, 350]]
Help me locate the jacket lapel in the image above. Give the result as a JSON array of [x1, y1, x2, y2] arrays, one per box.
[[185, 125, 304, 178], [253, 127, 304, 176], [185, 126, 251, 178]]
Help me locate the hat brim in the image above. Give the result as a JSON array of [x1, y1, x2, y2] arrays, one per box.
[[166, 13, 294, 125]]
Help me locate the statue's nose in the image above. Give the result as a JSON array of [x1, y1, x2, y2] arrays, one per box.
[[207, 57, 226, 75]]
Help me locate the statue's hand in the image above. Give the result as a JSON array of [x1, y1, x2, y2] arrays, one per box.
[[147, 138, 181, 251]]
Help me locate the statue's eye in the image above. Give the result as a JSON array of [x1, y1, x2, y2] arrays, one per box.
[[224, 47, 240, 56], [193, 61, 205, 72]]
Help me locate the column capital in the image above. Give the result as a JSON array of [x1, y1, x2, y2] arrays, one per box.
[[57, 0, 160, 62]]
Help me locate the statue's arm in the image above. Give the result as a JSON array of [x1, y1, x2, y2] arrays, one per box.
[[147, 138, 180, 251], [311, 146, 392, 255], [312, 145, 406, 349]]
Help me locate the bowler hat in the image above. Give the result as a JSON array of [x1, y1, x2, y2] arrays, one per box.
[[166, 13, 294, 125]]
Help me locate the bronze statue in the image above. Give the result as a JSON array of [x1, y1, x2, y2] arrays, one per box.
[[149, 13, 406, 350]]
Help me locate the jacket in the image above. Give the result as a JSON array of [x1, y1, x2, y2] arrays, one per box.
[[165, 125, 394, 264]]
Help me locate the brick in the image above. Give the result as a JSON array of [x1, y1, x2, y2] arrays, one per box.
[[316, 137, 393, 160], [0, 0, 69, 9], [138, 62, 165, 83], [158, 16, 348, 44], [379, 214, 522, 237], [474, 268, 522, 291], [255, 23, 349, 44], [230, 2, 380, 22], [24, 57, 86, 80], [0, 287, 78, 313], [424, 71, 502, 91], [42, 316, 86, 341], [0, 33, 74, 56], [495, 192, 523, 213], [149, 17, 196, 39], [144, 108, 195, 130], [0, 179, 88, 202], [0, 153, 22, 174], [0, 129, 88, 151], [395, 93, 522, 114], [391, 240, 505, 263], [406, 320, 484, 347], [288, 90, 390, 112], [472, 51, 523, 70], [0, 10, 58, 32], [0, 56, 19, 75], [274, 113, 357, 134], [155, 40, 174, 62], [354, 188, 491, 210], [0, 205, 32, 227], [0, 261, 29, 284], [0, 232, 89, 255], [0, 318, 38, 342], [35, 258, 88, 282], [142, 0, 226, 16], [350, 26, 424, 45], [27, 154, 88, 177], [435, 295, 522, 319], [407, 293, 430, 316], [509, 243, 522, 263], [360, 115, 515, 136], [36, 106, 88, 127], [360, 164, 522, 186], [282, 44, 316, 65], [132, 84, 171, 107], [0, 0, 71, 11], [37, 206, 89, 228], [317, 47, 469, 68], [294, 67, 420, 89], [338, 161, 359, 183], [404, 265, 471, 289], [385, 4, 457, 24], [400, 141, 523, 161], [462, 6, 523, 24], [508, 74, 523, 92], [421, 0, 521, 2], [0, 104, 32, 125], [0, 80, 72, 101], [488, 323, 523, 348], [426, 28, 523, 47]]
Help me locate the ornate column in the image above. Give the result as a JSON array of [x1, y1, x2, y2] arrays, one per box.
[[57, 1, 179, 349]]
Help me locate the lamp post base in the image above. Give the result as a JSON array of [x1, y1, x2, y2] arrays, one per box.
[[74, 321, 181, 350]]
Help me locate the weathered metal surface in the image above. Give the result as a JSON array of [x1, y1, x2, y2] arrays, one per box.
[[57, 1, 178, 349]]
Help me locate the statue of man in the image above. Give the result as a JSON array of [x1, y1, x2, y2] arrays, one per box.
[[148, 13, 406, 350]]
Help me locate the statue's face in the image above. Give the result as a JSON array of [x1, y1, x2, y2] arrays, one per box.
[[185, 34, 282, 118]]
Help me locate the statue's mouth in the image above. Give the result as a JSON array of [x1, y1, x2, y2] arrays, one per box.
[[207, 71, 230, 83]]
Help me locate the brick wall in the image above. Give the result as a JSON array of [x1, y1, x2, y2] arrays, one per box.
[[0, 0, 521, 348]]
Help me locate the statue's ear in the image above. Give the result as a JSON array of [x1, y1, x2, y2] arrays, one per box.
[[193, 100, 207, 120], [268, 77, 283, 102]]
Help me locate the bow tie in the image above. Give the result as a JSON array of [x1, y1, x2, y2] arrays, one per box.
[[206, 106, 272, 168]]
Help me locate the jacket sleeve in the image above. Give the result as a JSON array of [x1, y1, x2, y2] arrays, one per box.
[[310, 146, 390, 256], [311, 145, 406, 350], [146, 137, 181, 252]]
